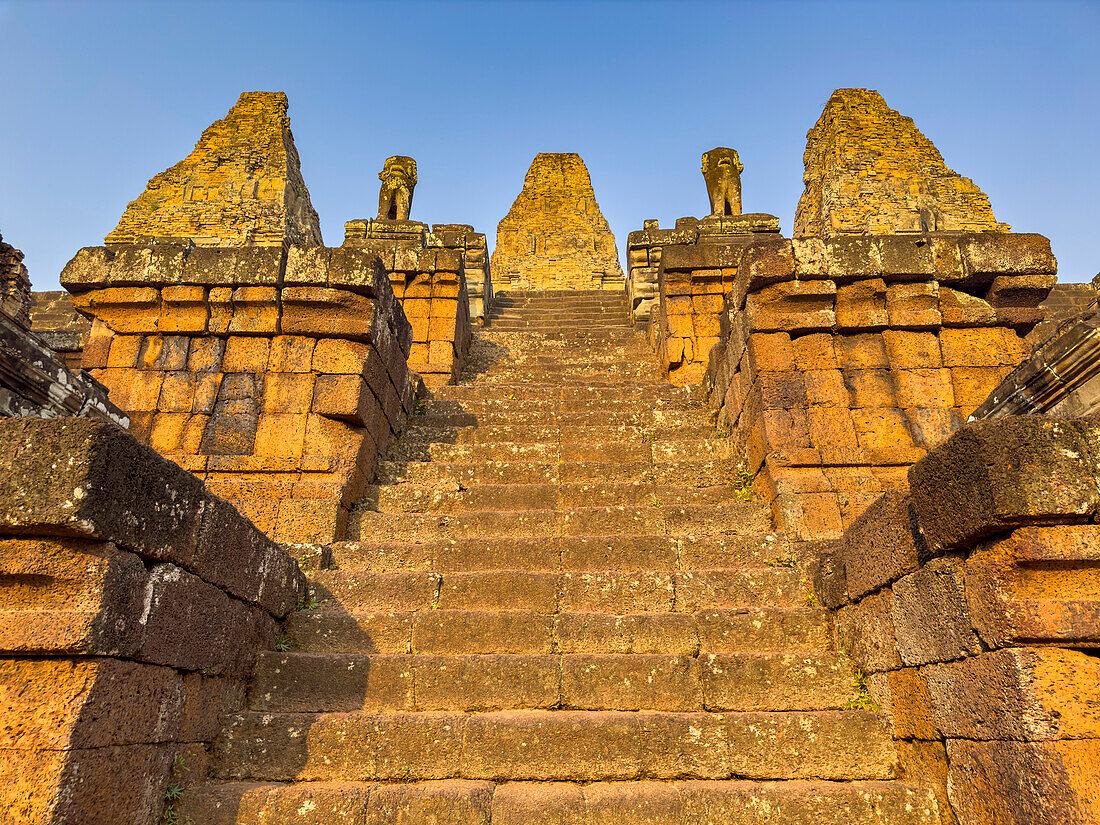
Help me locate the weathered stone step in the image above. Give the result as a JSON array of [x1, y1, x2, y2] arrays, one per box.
[[348, 501, 767, 541], [178, 778, 940, 825], [491, 309, 630, 320], [210, 709, 899, 782], [476, 367, 660, 383], [437, 383, 695, 403], [480, 329, 643, 342], [422, 439, 731, 464], [380, 458, 736, 487], [247, 652, 859, 713], [304, 567, 804, 614], [420, 395, 699, 417], [405, 406, 705, 429], [400, 424, 718, 446], [371, 482, 736, 514], [324, 533, 789, 572], [285, 607, 835, 656]]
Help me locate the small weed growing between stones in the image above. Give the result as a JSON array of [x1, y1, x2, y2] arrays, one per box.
[[296, 594, 321, 612], [766, 552, 798, 568], [649, 494, 661, 508], [732, 468, 754, 501], [844, 670, 881, 712], [275, 635, 291, 652], [413, 398, 427, 415], [160, 752, 191, 825]]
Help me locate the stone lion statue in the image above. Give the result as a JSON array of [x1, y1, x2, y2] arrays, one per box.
[[701, 147, 743, 216], [377, 156, 418, 221]]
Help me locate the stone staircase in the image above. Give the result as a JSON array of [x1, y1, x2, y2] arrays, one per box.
[[179, 290, 941, 824]]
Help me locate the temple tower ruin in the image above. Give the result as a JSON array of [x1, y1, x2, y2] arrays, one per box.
[[491, 152, 624, 291]]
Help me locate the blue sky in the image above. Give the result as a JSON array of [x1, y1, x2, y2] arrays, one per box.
[[2, 0, 1097, 289]]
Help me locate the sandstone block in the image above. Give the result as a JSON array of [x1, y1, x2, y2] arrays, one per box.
[[159, 284, 208, 333], [222, 336, 270, 373], [0, 658, 182, 749], [810, 546, 849, 609], [965, 525, 1100, 647], [282, 286, 378, 341], [313, 339, 373, 374], [908, 417, 1100, 552], [946, 738, 1100, 825], [139, 563, 254, 675], [882, 330, 941, 369], [938, 286, 997, 326], [193, 494, 303, 617], [0, 742, 174, 825], [0, 537, 148, 655], [939, 326, 1028, 367], [822, 237, 882, 280], [262, 372, 315, 414], [803, 368, 849, 406], [368, 781, 494, 825], [843, 368, 894, 407], [187, 336, 224, 372], [313, 374, 383, 427], [836, 589, 903, 672], [960, 232, 1057, 277], [893, 368, 953, 408], [792, 332, 837, 370], [926, 647, 1100, 741], [885, 282, 940, 329], [835, 333, 889, 369], [879, 236, 935, 278], [0, 418, 207, 566], [835, 278, 887, 329], [227, 286, 278, 334], [841, 491, 927, 598], [70, 286, 160, 334], [886, 667, 938, 739], [890, 556, 981, 666], [745, 280, 836, 333]]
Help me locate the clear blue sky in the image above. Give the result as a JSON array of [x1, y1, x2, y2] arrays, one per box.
[[2, 0, 1097, 290]]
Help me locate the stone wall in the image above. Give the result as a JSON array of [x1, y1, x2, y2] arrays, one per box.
[[814, 416, 1100, 825], [625, 218, 701, 331], [0, 418, 305, 824], [61, 243, 414, 544], [343, 219, 475, 383], [106, 92, 322, 248], [492, 153, 624, 291], [701, 232, 1055, 541], [795, 89, 1009, 237], [1030, 281, 1098, 344], [0, 232, 31, 329], [29, 290, 91, 370]]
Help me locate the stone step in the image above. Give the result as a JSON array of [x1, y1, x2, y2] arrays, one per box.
[[419, 439, 731, 464], [379, 458, 736, 487], [209, 709, 899, 783], [404, 406, 706, 428], [371, 482, 737, 514], [323, 533, 789, 572], [479, 329, 643, 341], [303, 567, 805, 614], [178, 778, 940, 825], [348, 501, 768, 541], [491, 309, 630, 320], [436, 383, 696, 403], [399, 424, 718, 446], [285, 607, 835, 656], [246, 652, 860, 714], [420, 395, 699, 416]]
